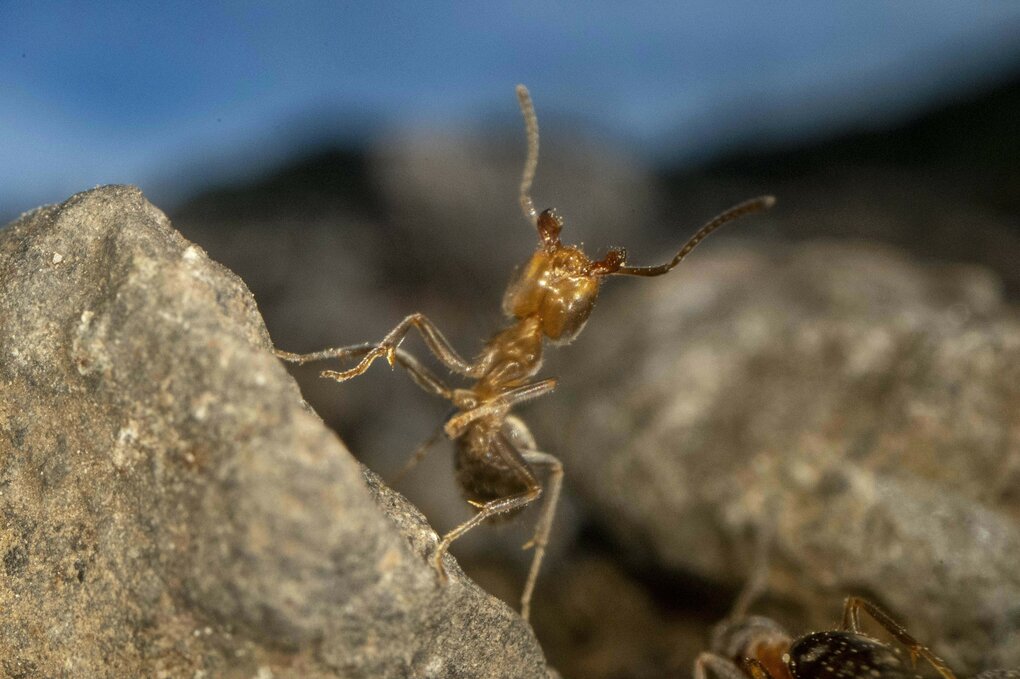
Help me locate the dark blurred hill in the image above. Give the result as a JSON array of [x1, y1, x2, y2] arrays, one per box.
[[172, 147, 384, 224], [660, 74, 1019, 297], [670, 71, 1019, 203]]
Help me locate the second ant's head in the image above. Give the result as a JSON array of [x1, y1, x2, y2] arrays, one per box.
[[502, 208, 626, 345]]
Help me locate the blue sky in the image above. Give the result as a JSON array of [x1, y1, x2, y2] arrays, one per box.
[[2, 2, 1019, 218]]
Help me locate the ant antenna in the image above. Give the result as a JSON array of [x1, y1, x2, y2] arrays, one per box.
[[516, 84, 540, 225], [615, 195, 776, 277], [728, 517, 775, 620]]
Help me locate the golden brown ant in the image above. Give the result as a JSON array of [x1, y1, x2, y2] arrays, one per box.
[[696, 595, 1016, 679], [275, 84, 774, 621]]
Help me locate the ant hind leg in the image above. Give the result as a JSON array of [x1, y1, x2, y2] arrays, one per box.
[[517, 449, 563, 623], [433, 485, 542, 583]]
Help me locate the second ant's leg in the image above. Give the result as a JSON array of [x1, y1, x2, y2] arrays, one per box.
[[443, 379, 557, 439], [741, 658, 778, 679], [694, 653, 764, 679], [841, 596, 957, 679], [518, 450, 563, 623]]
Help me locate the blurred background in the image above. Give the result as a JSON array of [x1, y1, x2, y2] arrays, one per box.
[[3, 3, 1020, 678]]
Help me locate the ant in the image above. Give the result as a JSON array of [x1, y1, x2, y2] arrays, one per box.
[[274, 84, 774, 621], [695, 594, 1016, 679]]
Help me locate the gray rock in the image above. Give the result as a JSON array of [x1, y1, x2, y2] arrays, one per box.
[[539, 241, 1020, 671], [0, 186, 551, 678]]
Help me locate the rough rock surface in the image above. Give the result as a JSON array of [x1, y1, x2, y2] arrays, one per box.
[[539, 241, 1020, 671], [0, 186, 551, 678]]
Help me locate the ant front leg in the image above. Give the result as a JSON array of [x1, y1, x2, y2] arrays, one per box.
[[277, 313, 479, 383], [841, 597, 957, 679], [278, 342, 456, 401]]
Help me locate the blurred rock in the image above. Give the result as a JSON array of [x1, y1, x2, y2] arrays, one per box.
[[529, 555, 711, 679], [538, 241, 1020, 671], [0, 186, 552, 678], [369, 129, 664, 296]]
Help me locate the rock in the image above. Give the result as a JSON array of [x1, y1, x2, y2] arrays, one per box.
[[539, 241, 1020, 671], [0, 186, 552, 678]]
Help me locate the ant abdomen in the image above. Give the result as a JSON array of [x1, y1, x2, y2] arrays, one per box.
[[454, 427, 532, 520]]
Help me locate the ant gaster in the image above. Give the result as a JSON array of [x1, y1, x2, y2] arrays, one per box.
[[275, 85, 775, 621], [696, 595, 1017, 679]]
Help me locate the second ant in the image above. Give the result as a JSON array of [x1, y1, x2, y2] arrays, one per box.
[[275, 84, 775, 621]]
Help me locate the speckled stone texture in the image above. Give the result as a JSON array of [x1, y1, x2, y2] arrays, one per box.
[[539, 241, 1020, 671], [0, 186, 551, 678]]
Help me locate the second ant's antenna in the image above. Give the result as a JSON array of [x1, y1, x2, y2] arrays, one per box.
[[516, 84, 540, 225]]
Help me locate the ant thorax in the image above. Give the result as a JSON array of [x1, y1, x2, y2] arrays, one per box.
[[472, 315, 545, 398]]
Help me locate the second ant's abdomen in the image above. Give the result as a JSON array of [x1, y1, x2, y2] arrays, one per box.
[[787, 631, 912, 679]]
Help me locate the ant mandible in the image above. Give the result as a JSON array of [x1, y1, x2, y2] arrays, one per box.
[[275, 85, 775, 621], [696, 595, 1013, 679]]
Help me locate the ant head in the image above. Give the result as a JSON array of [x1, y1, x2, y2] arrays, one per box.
[[712, 615, 792, 679], [511, 85, 774, 342], [503, 212, 630, 344]]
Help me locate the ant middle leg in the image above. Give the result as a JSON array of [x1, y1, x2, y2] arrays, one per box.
[[841, 596, 957, 679], [277, 313, 479, 382], [443, 378, 557, 439]]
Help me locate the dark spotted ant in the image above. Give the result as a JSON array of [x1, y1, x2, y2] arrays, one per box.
[[696, 595, 1016, 679], [274, 85, 774, 621]]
